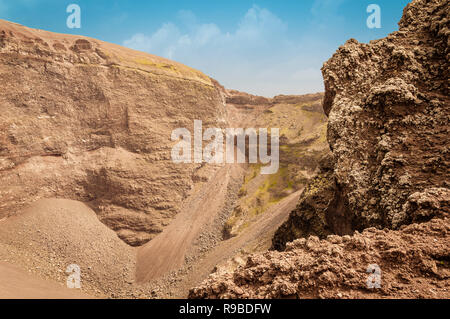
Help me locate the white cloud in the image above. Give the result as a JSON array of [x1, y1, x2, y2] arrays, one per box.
[[123, 5, 324, 97]]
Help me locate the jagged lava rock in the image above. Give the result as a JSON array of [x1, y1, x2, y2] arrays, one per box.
[[273, 0, 449, 250]]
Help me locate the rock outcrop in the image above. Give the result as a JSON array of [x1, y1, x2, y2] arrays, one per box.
[[190, 0, 450, 298], [190, 217, 450, 299], [273, 0, 450, 249]]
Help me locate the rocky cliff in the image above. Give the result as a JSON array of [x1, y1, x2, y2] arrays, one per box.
[[190, 0, 450, 298], [0, 19, 228, 246]]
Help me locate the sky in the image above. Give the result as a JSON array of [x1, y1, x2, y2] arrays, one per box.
[[0, 0, 411, 97]]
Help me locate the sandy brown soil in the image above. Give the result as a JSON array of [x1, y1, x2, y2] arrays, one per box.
[[136, 165, 234, 282], [172, 189, 303, 298], [141, 188, 303, 298], [0, 261, 92, 299]]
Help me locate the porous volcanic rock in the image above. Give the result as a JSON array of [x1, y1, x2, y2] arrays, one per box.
[[273, 0, 449, 249], [190, 217, 450, 299], [190, 0, 450, 298]]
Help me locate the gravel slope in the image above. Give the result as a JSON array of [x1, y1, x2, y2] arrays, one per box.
[[0, 198, 136, 297]]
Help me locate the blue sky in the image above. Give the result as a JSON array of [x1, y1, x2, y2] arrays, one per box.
[[0, 0, 410, 96]]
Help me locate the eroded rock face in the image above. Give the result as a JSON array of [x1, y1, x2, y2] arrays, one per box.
[[321, 0, 449, 231], [190, 0, 450, 298], [0, 20, 227, 246]]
